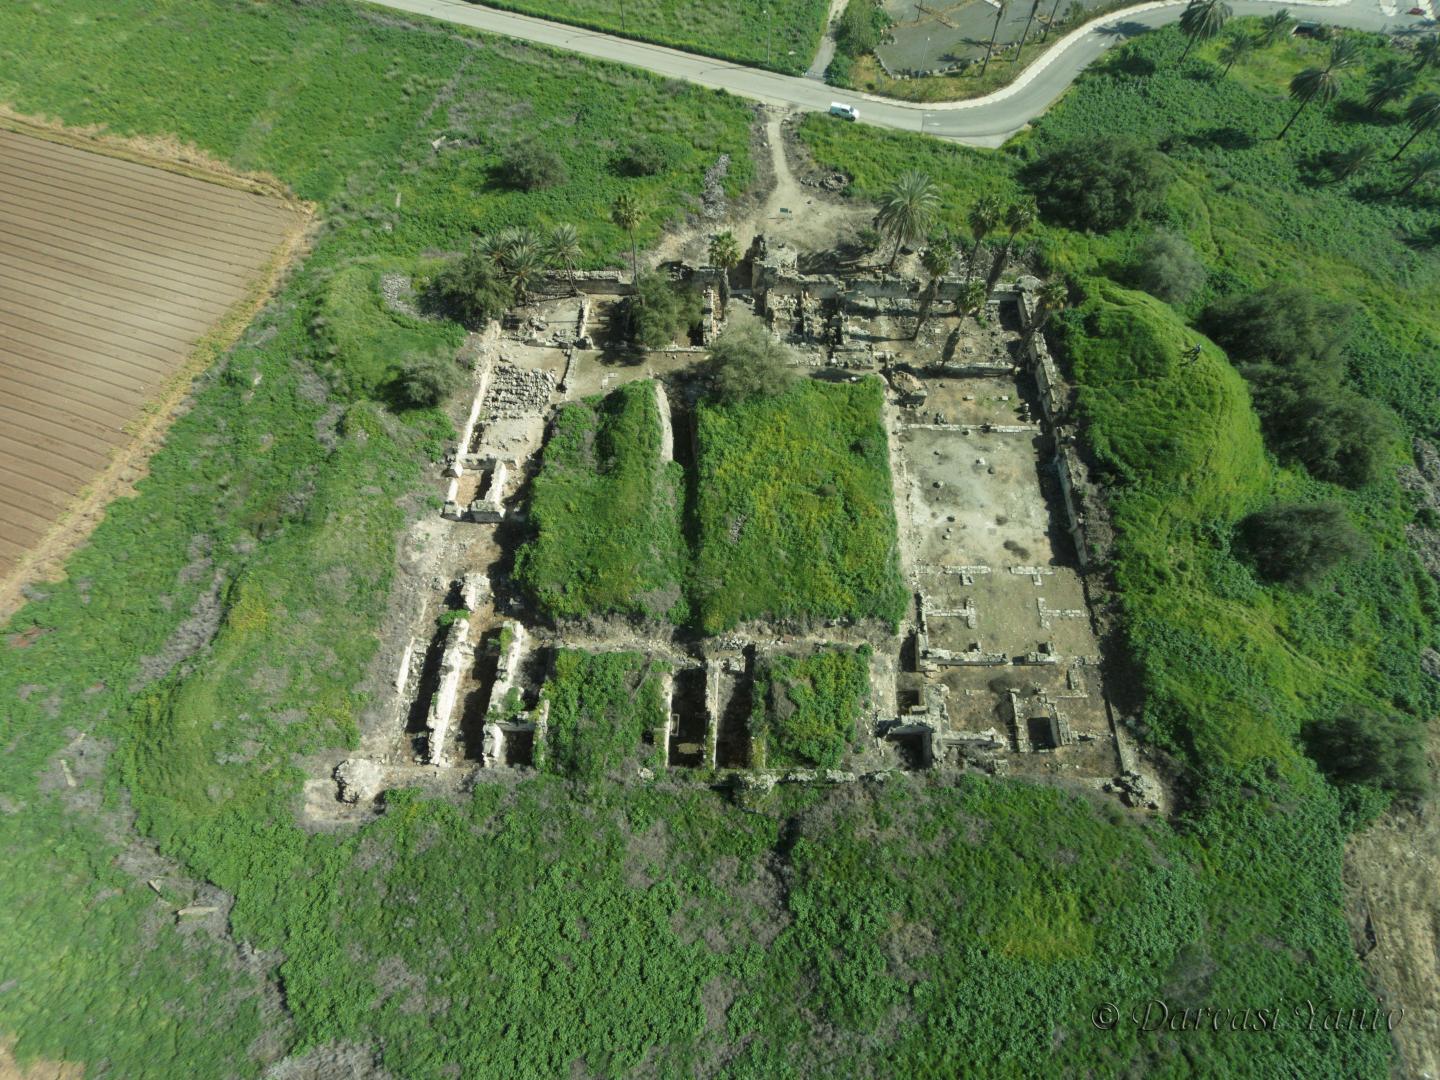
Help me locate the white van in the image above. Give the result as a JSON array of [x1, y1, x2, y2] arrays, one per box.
[[829, 102, 859, 122]]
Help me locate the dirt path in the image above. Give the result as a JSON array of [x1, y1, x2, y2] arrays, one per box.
[[654, 107, 871, 268], [805, 0, 851, 81], [1344, 731, 1440, 1079]]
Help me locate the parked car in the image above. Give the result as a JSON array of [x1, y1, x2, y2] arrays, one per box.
[[829, 102, 859, 121]]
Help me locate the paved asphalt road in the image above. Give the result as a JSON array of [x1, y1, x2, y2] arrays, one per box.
[[368, 0, 1433, 145]]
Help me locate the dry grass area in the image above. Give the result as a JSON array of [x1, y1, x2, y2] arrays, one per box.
[[0, 122, 308, 612]]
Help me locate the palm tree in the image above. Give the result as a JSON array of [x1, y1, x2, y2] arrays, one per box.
[[1276, 42, 1356, 141], [1325, 142, 1378, 182], [1217, 29, 1253, 77], [1016, 0, 1042, 59], [1024, 280, 1069, 345], [981, 0, 1009, 77], [1040, 0, 1064, 43], [708, 230, 741, 319], [1258, 8, 1293, 47], [544, 223, 583, 296], [611, 192, 643, 279], [877, 172, 940, 272], [914, 242, 955, 338], [1392, 92, 1440, 161], [1365, 62, 1416, 115], [965, 194, 1004, 284], [958, 278, 988, 319], [1396, 148, 1440, 195], [994, 201, 1035, 275], [501, 237, 544, 305], [1412, 34, 1440, 74], [1178, 0, 1232, 65]]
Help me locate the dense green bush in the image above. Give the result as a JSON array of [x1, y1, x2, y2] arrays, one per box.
[[1203, 284, 1356, 372], [629, 271, 702, 348], [497, 138, 569, 191], [1304, 707, 1430, 802], [614, 135, 684, 177], [428, 249, 515, 326], [1237, 501, 1370, 588], [706, 320, 798, 404], [540, 651, 667, 780], [1126, 229, 1206, 304], [393, 346, 466, 408], [1021, 138, 1170, 232], [752, 646, 871, 768], [1244, 364, 1395, 488]]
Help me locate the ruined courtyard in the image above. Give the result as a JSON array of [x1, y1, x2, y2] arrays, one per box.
[[317, 238, 1157, 817]]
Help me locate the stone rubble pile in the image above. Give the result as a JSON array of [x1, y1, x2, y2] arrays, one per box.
[[484, 362, 556, 420]]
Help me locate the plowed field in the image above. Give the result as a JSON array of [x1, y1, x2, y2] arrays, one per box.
[[0, 128, 302, 581]]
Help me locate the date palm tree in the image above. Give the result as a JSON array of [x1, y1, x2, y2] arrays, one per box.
[[1258, 8, 1294, 47], [707, 230, 741, 318], [1365, 62, 1416, 116], [611, 192, 643, 279], [1217, 29, 1253, 77], [1016, 0, 1042, 59], [958, 278, 988, 319], [1040, 0, 1064, 43], [914, 241, 955, 338], [1325, 142, 1377, 182], [1178, 0, 1232, 65], [1396, 148, 1440, 196], [1412, 34, 1440, 74], [994, 201, 1035, 276], [1391, 92, 1440, 161], [1276, 40, 1357, 141], [965, 194, 1004, 284], [981, 0, 1009, 77], [501, 236, 544, 306], [544, 223, 583, 296], [877, 171, 940, 272]]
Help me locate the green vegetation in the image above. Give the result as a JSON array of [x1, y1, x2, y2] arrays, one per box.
[[825, 0, 891, 87], [540, 651, 668, 780], [1124, 229, 1207, 304], [1305, 706, 1430, 803], [628, 270, 702, 348], [515, 380, 688, 622], [694, 378, 906, 633], [705, 320, 798, 404], [473, 0, 831, 74], [1021, 138, 1172, 232], [751, 646, 871, 768], [1237, 501, 1370, 588]]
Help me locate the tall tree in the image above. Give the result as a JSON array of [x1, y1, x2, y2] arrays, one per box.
[[1365, 61, 1417, 115], [1023, 279, 1069, 345], [1217, 28, 1253, 77], [981, 0, 1009, 77], [993, 201, 1035, 277], [1396, 149, 1440, 195], [1258, 8, 1294, 47], [958, 278, 988, 319], [965, 194, 1004, 284], [501, 236, 544, 306], [1178, 0, 1232, 65], [914, 242, 955, 339], [877, 172, 940, 272], [611, 192, 643, 279], [1016, 0, 1042, 59], [1040, 0, 1064, 43], [1325, 142, 1378, 183], [1412, 34, 1440, 74], [1276, 40, 1357, 141], [707, 230, 742, 319], [1391, 92, 1440, 160], [544, 223, 583, 296]]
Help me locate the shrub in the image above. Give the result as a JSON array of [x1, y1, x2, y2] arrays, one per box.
[[752, 646, 871, 769], [834, 0, 889, 59], [1203, 285, 1356, 371], [1021, 139, 1170, 232], [1304, 707, 1430, 802], [393, 346, 465, 408], [706, 321, 798, 404], [629, 271, 701, 349], [1236, 501, 1369, 588], [429, 250, 514, 325], [1244, 364, 1394, 488], [497, 139, 568, 191], [1126, 230, 1206, 304], [615, 136, 682, 177]]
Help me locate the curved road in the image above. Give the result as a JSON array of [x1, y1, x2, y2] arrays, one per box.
[[369, 0, 1433, 145]]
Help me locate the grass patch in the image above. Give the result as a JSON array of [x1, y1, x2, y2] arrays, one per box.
[[694, 377, 906, 633], [515, 380, 688, 623], [538, 650, 669, 780], [751, 645, 871, 769], [470, 0, 831, 74]]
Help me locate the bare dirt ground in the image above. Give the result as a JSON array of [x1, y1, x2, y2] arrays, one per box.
[[0, 113, 311, 624], [0, 1038, 81, 1080], [1344, 728, 1440, 1080], [654, 106, 871, 268]]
